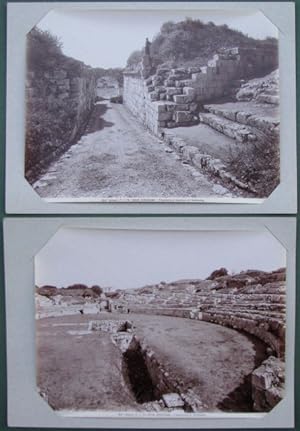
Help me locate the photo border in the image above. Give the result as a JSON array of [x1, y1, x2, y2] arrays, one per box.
[[5, 1, 297, 214], [3, 216, 296, 428]]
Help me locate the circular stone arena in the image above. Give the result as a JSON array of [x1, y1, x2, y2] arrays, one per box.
[[36, 313, 267, 413]]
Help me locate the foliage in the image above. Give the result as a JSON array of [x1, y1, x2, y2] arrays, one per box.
[[66, 284, 89, 290], [227, 131, 280, 198], [126, 50, 143, 68], [27, 27, 63, 73], [25, 27, 95, 182], [93, 67, 124, 86], [127, 17, 278, 68], [91, 285, 103, 296], [37, 285, 58, 298], [106, 292, 120, 299]]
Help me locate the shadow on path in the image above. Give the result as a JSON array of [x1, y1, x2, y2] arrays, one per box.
[[84, 102, 114, 134]]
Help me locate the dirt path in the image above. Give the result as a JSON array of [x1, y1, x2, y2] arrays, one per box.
[[33, 102, 225, 200]]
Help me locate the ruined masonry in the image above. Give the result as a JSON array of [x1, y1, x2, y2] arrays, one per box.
[[123, 46, 277, 134]]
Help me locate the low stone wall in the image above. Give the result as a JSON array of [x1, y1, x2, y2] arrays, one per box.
[[163, 133, 257, 194], [140, 339, 205, 412], [88, 319, 132, 333]]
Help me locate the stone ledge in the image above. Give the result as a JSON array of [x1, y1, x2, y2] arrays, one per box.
[[163, 133, 257, 194]]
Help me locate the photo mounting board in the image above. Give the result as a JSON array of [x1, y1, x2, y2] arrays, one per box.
[[5, 1, 297, 214], [4, 216, 296, 428]]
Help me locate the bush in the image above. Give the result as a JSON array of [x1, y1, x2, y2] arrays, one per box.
[[91, 285, 103, 296], [66, 284, 89, 290], [127, 17, 278, 68], [25, 27, 95, 182], [27, 27, 63, 75], [227, 131, 280, 198], [126, 50, 142, 69], [207, 268, 228, 280]]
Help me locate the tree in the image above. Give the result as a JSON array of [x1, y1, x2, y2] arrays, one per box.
[[91, 285, 103, 296], [27, 27, 63, 74], [126, 50, 142, 68]]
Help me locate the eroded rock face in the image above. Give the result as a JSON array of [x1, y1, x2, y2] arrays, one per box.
[[252, 356, 285, 411], [236, 70, 279, 104]]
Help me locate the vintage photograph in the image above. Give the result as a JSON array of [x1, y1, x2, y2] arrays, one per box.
[[25, 8, 280, 202], [35, 227, 286, 416]]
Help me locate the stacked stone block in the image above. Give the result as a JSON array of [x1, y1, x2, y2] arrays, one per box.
[[123, 46, 278, 133], [26, 67, 96, 181], [251, 356, 285, 411]]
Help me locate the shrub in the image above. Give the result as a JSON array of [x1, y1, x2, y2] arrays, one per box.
[[227, 131, 280, 198], [127, 17, 278, 68], [91, 285, 103, 296]]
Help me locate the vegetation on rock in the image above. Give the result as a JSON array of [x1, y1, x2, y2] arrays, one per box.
[[127, 18, 278, 68]]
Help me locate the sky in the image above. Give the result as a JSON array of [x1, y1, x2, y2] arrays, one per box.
[[37, 9, 278, 68], [35, 227, 286, 290]]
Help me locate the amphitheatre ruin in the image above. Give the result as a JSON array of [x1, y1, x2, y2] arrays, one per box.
[[36, 267, 286, 415]]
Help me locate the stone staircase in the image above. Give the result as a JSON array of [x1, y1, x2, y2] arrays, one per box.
[[202, 101, 279, 141], [199, 112, 257, 143], [141, 47, 247, 129]]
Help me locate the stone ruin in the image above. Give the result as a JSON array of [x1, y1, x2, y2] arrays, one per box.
[[96, 76, 120, 99], [110, 268, 286, 412], [123, 44, 278, 134], [88, 317, 205, 412]]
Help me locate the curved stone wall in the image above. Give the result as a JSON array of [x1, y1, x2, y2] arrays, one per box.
[[114, 268, 286, 359]]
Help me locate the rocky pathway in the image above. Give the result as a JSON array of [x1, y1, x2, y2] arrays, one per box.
[[33, 101, 229, 200]]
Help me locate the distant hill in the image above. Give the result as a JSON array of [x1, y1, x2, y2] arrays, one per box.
[[127, 18, 278, 68]]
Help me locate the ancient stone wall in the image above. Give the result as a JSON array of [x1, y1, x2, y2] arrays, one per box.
[[123, 46, 278, 133], [123, 71, 166, 134], [115, 268, 286, 359], [251, 356, 285, 412], [25, 66, 96, 182]]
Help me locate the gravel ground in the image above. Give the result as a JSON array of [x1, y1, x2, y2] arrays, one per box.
[[33, 102, 221, 200]]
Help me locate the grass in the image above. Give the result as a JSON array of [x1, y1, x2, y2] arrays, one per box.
[[36, 313, 267, 412]]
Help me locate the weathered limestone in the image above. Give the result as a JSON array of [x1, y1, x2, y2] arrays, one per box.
[[123, 46, 278, 134], [163, 133, 258, 193], [204, 99, 280, 139], [26, 66, 96, 182], [113, 268, 286, 358], [162, 393, 185, 408], [236, 70, 279, 104], [88, 319, 132, 333], [252, 356, 285, 411], [199, 113, 256, 142]]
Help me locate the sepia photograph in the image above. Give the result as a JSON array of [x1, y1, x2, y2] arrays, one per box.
[[24, 7, 280, 202], [35, 226, 286, 416]]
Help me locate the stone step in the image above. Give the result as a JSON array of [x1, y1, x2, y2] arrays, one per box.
[[204, 102, 279, 138], [199, 112, 257, 143], [196, 292, 285, 302], [203, 308, 285, 323]]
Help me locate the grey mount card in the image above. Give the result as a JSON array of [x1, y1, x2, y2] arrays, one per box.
[[4, 217, 296, 428], [5, 2, 297, 213]]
